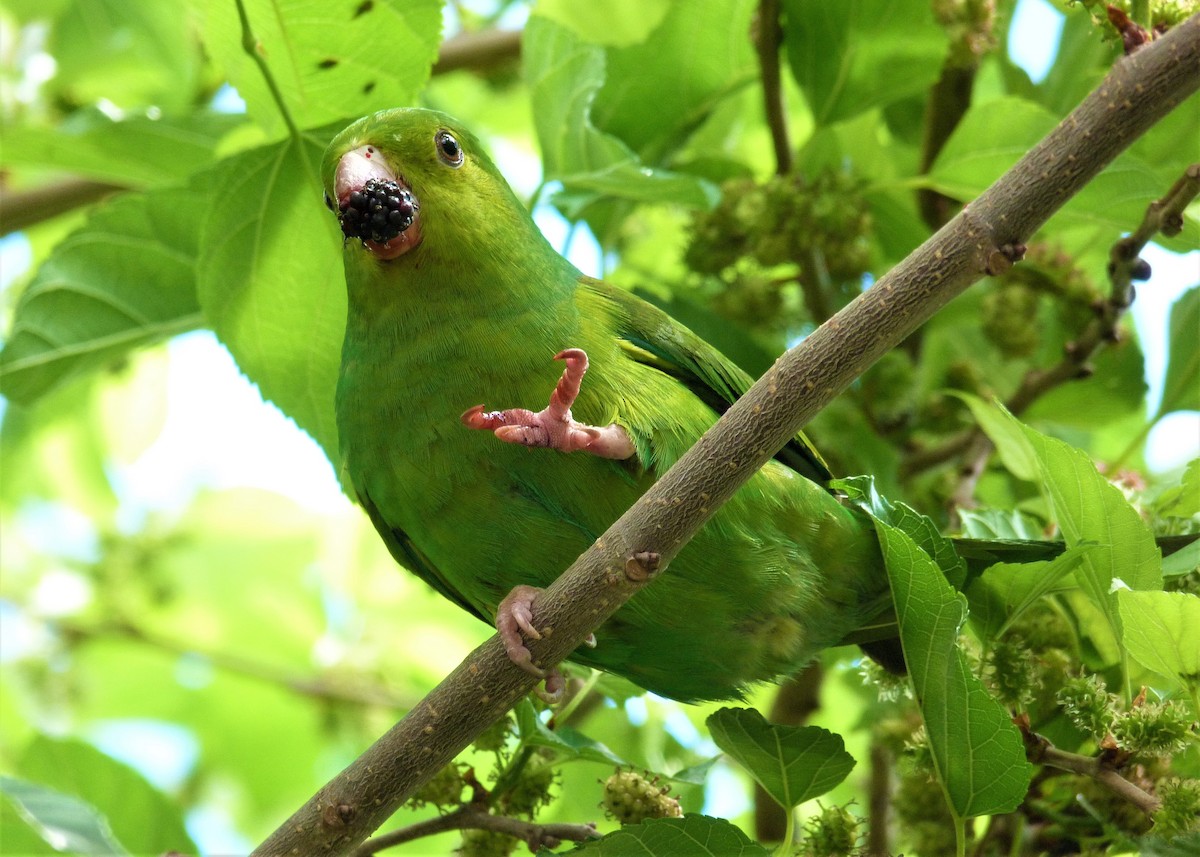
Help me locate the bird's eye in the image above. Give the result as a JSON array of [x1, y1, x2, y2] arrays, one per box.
[[435, 131, 464, 168]]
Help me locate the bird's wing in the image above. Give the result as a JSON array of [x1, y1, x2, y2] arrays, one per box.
[[581, 277, 834, 486]]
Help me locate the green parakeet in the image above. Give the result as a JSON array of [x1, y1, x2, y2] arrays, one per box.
[[319, 108, 1053, 702]]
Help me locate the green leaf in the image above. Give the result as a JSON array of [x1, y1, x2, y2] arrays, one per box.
[[873, 524, 1033, 817], [0, 112, 245, 187], [524, 16, 716, 215], [516, 700, 628, 767], [1158, 286, 1200, 418], [0, 776, 129, 856], [706, 707, 856, 810], [927, 95, 1167, 229], [967, 545, 1096, 641], [782, 0, 947, 126], [0, 187, 205, 405], [591, 0, 757, 163], [958, 508, 1046, 541], [1025, 339, 1147, 428], [50, 0, 202, 112], [668, 757, 721, 787], [953, 392, 1039, 481], [835, 476, 967, 588], [196, 135, 345, 460], [1006, 409, 1162, 636], [18, 735, 197, 856], [1117, 590, 1200, 693], [1154, 457, 1200, 519], [202, 0, 442, 133], [535, 0, 671, 46], [550, 814, 770, 856], [1163, 540, 1199, 578], [928, 97, 1058, 202]]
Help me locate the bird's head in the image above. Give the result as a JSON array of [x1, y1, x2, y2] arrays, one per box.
[[322, 108, 526, 265]]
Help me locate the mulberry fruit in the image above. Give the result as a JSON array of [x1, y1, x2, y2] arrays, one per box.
[[339, 178, 417, 244]]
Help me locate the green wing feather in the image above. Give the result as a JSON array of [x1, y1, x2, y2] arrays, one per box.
[[580, 277, 833, 485]]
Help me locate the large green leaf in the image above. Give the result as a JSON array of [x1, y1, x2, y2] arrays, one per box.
[[1025, 338, 1147, 429], [0, 112, 245, 188], [782, 0, 947, 126], [835, 476, 967, 587], [18, 735, 197, 856], [535, 0, 671, 46], [966, 545, 1096, 642], [0, 776, 128, 857], [591, 0, 757, 163], [552, 815, 770, 856], [1117, 590, 1200, 698], [516, 700, 628, 767], [50, 0, 202, 112], [874, 524, 1033, 818], [0, 187, 205, 405], [706, 707, 856, 810], [196, 134, 345, 460], [524, 16, 717, 214], [202, 0, 441, 134], [1009, 411, 1162, 636], [1158, 285, 1200, 419]]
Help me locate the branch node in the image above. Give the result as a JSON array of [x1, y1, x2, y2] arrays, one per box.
[[624, 551, 663, 582], [322, 802, 357, 828]]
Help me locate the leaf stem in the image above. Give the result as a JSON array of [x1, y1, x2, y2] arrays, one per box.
[[234, 0, 300, 139], [772, 807, 796, 857]]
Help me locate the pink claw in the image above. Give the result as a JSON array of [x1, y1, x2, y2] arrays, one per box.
[[496, 585, 569, 704], [460, 348, 635, 460]]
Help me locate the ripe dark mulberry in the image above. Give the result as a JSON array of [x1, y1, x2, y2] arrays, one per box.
[[339, 178, 417, 243]]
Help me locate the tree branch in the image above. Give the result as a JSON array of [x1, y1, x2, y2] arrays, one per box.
[[0, 178, 124, 236], [352, 804, 597, 856], [432, 29, 522, 76], [754, 0, 792, 176], [1020, 722, 1162, 816], [251, 16, 1200, 856]]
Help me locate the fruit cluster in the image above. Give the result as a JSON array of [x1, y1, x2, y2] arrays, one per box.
[[684, 171, 872, 330], [600, 769, 682, 825], [338, 178, 417, 244]]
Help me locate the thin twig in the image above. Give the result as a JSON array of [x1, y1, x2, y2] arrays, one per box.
[[1020, 722, 1161, 816], [56, 617, 416, 710], [352, 804, 598, 856], [252, 17, 1200, 856], [755, 0, 792, 176], [234, 0, 299, 139]]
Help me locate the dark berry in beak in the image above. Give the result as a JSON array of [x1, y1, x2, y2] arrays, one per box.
[[338, 178, 418, 244]]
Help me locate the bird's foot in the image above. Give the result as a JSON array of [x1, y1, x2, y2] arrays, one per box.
[[496, 584, 595, 705], [461, 348, 635, 460]]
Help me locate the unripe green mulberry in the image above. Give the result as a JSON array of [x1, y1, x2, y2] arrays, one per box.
[[1111, 700, 1197, 758], [472, 714, 514, 753], [459, 828, 517, 857], [601, 770, 682, 825], [1057, 674, 1118, 741], [409, 762, 466, 809], [1154, 778, 1200, 835], [501, 763, 556, 816], [982, 282, 1041, 358], [802, 803, 860, 856]]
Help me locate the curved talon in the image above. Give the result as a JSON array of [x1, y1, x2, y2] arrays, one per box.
[[459, 348, 634, 460], [497, 585, 546, 679]]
